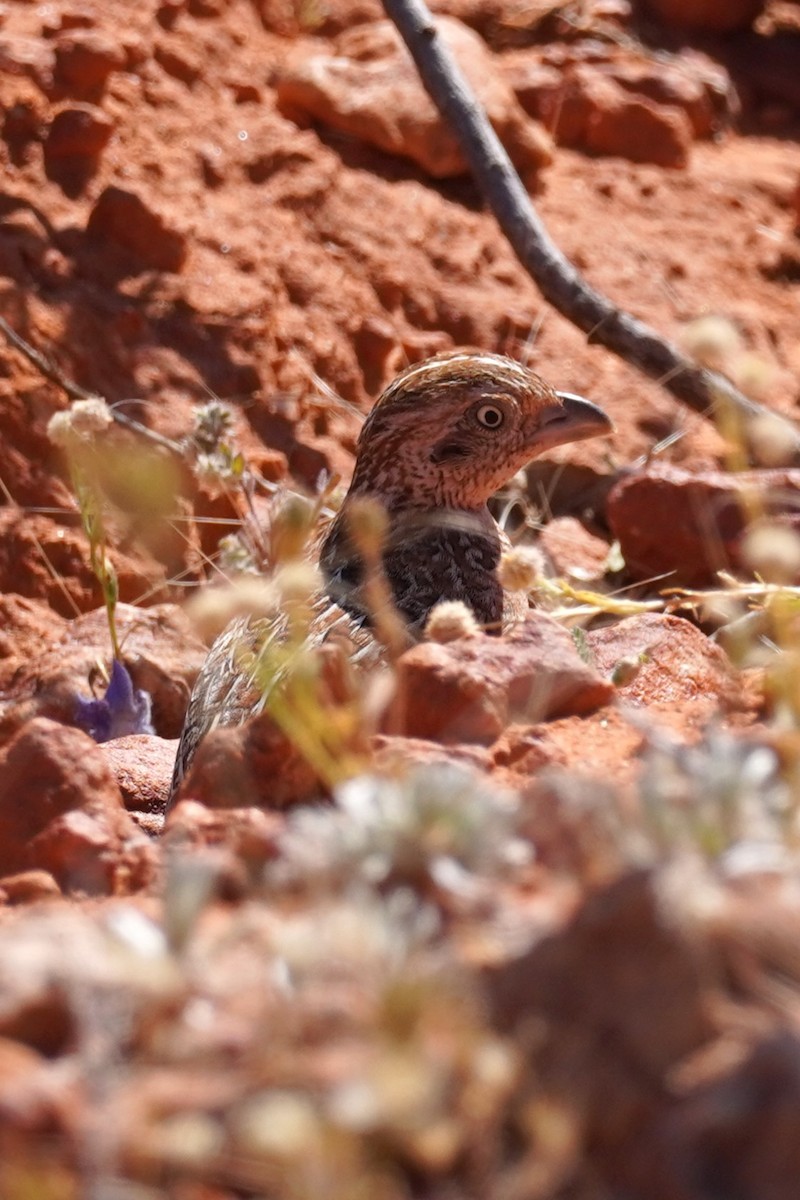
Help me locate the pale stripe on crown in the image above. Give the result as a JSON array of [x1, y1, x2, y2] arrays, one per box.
[[395, 352, 530, 390]]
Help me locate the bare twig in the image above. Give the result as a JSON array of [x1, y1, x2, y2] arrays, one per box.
[[381, 0, 800, 457], [0, 315, 184, 456]]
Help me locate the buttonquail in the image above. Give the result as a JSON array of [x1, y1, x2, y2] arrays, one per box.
[[170, 351, 611, 799]]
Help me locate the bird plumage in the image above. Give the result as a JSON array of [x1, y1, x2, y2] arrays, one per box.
[[169, 351, 611, 802]]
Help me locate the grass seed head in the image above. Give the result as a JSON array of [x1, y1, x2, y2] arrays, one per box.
[[47, 397, 113, 447], [741, 522, 800, 585], [681, 314, 743, 370], [186, 576, 278, 643], [498, 545, 545, 593], [424, 600, 480, 643]]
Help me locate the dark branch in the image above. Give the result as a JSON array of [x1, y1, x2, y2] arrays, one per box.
[[381, 0, 800, 458], [0, 315, 183, 456]]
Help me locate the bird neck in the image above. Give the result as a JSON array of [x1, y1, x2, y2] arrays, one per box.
[[320, 501, 504, 633]]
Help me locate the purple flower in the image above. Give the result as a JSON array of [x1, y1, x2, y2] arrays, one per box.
[[75, 659, 154, 743]]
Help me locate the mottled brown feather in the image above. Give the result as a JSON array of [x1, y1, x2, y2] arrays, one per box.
[[169, 351, 610, 801]]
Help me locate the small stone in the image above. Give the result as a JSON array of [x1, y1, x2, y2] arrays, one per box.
[[586, 613, 738, 712], [585, 88, 692, 169], [607, 56, 735, 139], [0, 1037, 58, 1130], [0, 34, 55, 89], [0, 869, 61, 904], [531, 64, 692, 167], [44, 103, 113, 158], [275, 17, 552, 184], [101, 734, 178, 816], [389, 612, 613, 745], [640, 0, 765, 33], [538, 517, 611, 581], [175, 712, 321, 812], [163, 799, 283, 877], [54, 29, 125, 95], [86, 186, 188, 273], [0, 718, 155, 894], [607, 465, 800, 586], [484, 871, 716, 1077], [154, 37, 203, 85]]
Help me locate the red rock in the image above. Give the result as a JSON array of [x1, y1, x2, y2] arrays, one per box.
[[484, 869, 717, 1182], [487, 868, 716, 1058], [0, 1037, 59, 1131], [390, 612, 614, 745], [43, 102, 113, 193], [372, 733, 492, 777], [511, 740, 632, 875], [500, 57, 564, 119], [0, 509, 168, 619], [163, 798, 283, 871], [607, 465, 800, 586], [44, 104, 113, 158], [253, 0, 381, 35], [0, 34, 55, 89], [587, 613, 738, 711], [0, 718, 155, 894], [538, 516, 611, 580], [174, 711, 322, 812], [154, 36, 203, 85], [525, 63, 692, 166], [0, 870, 61, 905], [587, 89, 691, 168], [3, 603, 208, 742], [657, 1034, 800, 1197], [86, 186, 188, 273], [492, 706, 643, 786], [503, 48, 733, 143], [276, 17, 552, 186], [0, 595, 66, 682], [606, 55, 734, 140], [2, 88, 46, 163], [640, 0, 765, 33], [490, 616, 748, 794], [54, 29, 125, 95], [101, 734, 178, 816]]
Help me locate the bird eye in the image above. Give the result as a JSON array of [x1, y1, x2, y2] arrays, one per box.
[[476, 404, 504, 429]]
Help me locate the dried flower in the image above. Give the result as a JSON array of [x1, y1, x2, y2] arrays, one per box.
[[424, 600, 479, 643], [216, 532, 258, 575], [191, 400, 235, 453], [498, 545, 544, 593], [611, 655, 644, 687], [273, 765, 530, 895], [741, 522, 800, 585], [47, 397, 113, 447], [748, 411, 799, 468], [270, 493, 316, 563], [192, 451, 240, 496], [680, 315, 742, 370]]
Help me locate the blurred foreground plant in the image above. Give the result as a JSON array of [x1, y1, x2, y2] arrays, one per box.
[[47, 398, 121, 657]]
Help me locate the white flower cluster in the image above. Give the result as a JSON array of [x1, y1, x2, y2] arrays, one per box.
[[47, 397, 113, 448]]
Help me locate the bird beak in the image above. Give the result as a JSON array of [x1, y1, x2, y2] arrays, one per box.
[[530, 391, 613, 451]]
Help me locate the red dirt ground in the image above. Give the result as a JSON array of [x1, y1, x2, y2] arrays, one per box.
[[1, 1, 800, 1196]]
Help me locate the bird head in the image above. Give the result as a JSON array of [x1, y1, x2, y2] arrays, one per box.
[[348, 351, 612, 510]]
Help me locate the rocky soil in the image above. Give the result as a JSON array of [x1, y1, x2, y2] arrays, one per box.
[[1, 0, 800, 1196]]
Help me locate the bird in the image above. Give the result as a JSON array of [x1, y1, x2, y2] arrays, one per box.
[[169, 350, 611, 801]]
